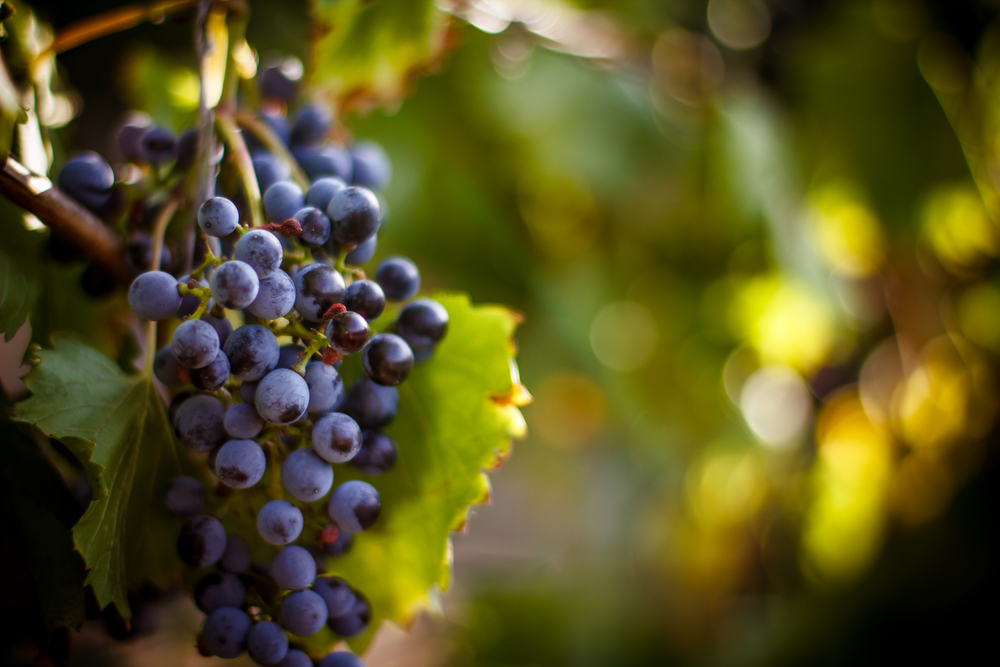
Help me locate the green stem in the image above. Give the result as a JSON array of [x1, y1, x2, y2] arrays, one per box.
[[235, 111, 310, 189]]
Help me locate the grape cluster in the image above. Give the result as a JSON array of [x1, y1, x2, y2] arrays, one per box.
[[67, 60, 450, 665]]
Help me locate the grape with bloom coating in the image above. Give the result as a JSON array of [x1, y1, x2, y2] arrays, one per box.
[[375, 256, 420, 301], [189, 349, 230, 391], [293, 263, 345, 321], [128, 271, 180, 321], [327, 480, 381, 533], [234, 228, 283, 279], [328, 186, 380, 246], [173, 395, 226, 452], [338, 378, 399, 429], [224, 324, 280, 381], [247, 621, 289, 666], [327, 594, 370, 637], [319, 652, 367, 667], [312, 576, 355, 618], [276, 649, 313, 667], [249, 269, 296, 319], [312, 413, 362, 464], [224, 403, 264, 439], [194, 572, 245, 613], [350, 430, 397, 475], [281, 448, 333, 502], [197, 197, 239, 237], [214, 439, 266, 489], [221, 534, 251, 574], [263, 181, 304, 223], [306, 177, 346, 210], [211, 260, 260, 309], [272, 545, 316, 590], [171, 319, 220, 369], [305, 361, 343, 415], [153, 346, 184, 386], [280, 589, 327, 637], [202, 606, 251, 659], [344, 279, 384, 322], [256, 368, 310, 424], [177, 515, 226, 567], [361, 333, 413, 386], [257, 499, 303, 545], [294, 207, 331, 247]]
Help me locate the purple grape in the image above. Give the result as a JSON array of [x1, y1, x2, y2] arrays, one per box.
[[272, 545, 316, 591], [338, 379, 399, 429], [258, 500, 303, 545], [201, 314, 234, 347], [290, 105, 332, 146], [312, 413, 362, 464], [118, 120, 152, 163], [202, 607, 251, 659], [325, 311, 370, 356], [259, 63, 298, 102], [249, 269, 296, 319], [293, 263, 345, 321], [344, 280, 385, 322], [375, 256, 419, 301], [174, 395, 226, 452], [276, 649, 313, 667], [323, 529, 353, 557], [171, 319, 221, 368], [140, 127, 177, 164], [293, 145, 352, 181], [349, 430, 397, 475], [124, 235, 172, 278], [224, 403, 264, 439], [293, 207, 331, 247], [189, 349, 230, 391], [215, 439, 266, 489], [255, 368, 310, 425], [194, 572, 246, 613], [318, 652, 366, 667], [234, 228, 284, 280], [224, 324, 280, 381], [312, 577, 355, 618], [280, 589, 327, 637], [163, 476, 205, 517], [305, 361, 343, 415], [263, 181, 305, 223], [239, 380, 259, 404], [58, 152, 114, 212], [281, 449, 333, 503], [178, 515, 227, 567], [328, 186, 380, 246], [305, 177, 347, 210], [350, 141, 391, 190], [153, 346, 184, 386], [327, 594, 370, 637], [247, 621, 289, 666], [176, 274, 210, 318], [361, 333, 413, 386], [254, 152, 291, 193], [128, 271, 181, 321], [211, 260, 260, 309], [327, 481, 380, 533], [395, 299, 448, 348], [198, 197, 240, 237]]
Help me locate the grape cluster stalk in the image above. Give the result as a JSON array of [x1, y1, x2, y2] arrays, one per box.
[[59, 58, 450, 666]]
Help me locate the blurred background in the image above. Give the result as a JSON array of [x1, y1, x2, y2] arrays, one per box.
[[5, 0, 1000, 665]]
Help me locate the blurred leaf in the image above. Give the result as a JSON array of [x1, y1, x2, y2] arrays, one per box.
[[0, 198, 44, 341], [203, 8, 229, 108], [0, 53, 19, 156], [308, 0, 455, 112], [0, 409, 87, 630], [12, 337, 184, 620]]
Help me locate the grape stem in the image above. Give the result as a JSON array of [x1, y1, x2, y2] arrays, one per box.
[[215, 113, 264, 228], [235, 111, 310, 190], [143, 194, 181, 373]]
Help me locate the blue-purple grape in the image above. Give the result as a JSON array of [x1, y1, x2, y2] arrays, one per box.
[[375, 257, 419, 301], [305, 361, 343, 415], [128, 271, 181, 321], [312, 577, 355, 618], [293, 207, 331, 247], [324, 311, 370, 356], [194, 572, 246, 613], [293, 145, 352, 181], [239, 380, 259, 404], [254, 152, 291, 193], [171, 318, 221, 368], [290, 105, 332, 146], [276, 649, 312, 667], [235, 228, 284, 280], [249, 269, 296, 320], [58, 152, 114, 212], [327, 481, 381, 533], [221, 533, 251, 574], [281, 449, 333, 503], [153, 346, 184, 386], [257, 499, 303, 545], [247, 621, 289, 666], [174, 394, 226, 452], [163, 476, 205, 517], [306, 177, 347, 210], [318, 652, 366, 667], [338, 378, 399, 429], [311, 413, 362, 464], [202, 607, 251, 659], [255, 368, 310, 424], [279, 589, 327, 637], [350, 141, 391, 190], [178, 515, 227, 567], [350, 430, 397, 475], [293, 263, 345, 321], [224, 403, 264, 439], [211, 260, 260, 309], [361, 333, 413, 386], [201, 314, 234, 347], [328, 232, 377, 266], [272, 545, 316, 591], [259, 63, 298, 102], [189, 349, 231, 392], [224, 324, 280, 381], [263, 181, 305, 223], [198, 197, 240, 237], [328, 187, 380, 246], [215, 439, 266, 489], [140, 127, 177, 164], [118, 121, 152, 163], [327, 594, 370, 637], [344, 279, 385, 322]]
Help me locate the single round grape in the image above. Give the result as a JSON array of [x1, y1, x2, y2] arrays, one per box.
[[224, 324, 280, 381], [338, 378, 399, 429], [118, 121, 152, 163], [58, 152, 114, 212], [124, 235, 173, 278], [327, 595, 370, 637], [281, 448, 333, 503], [306, 177, 347, 210], [290, 105, 332, 146], [211, 260, 260, 309], [350, 430, 397, 475], [198, 197, 240, 237], [293, 206, 331, 247], [174, 395, 226, 452], [202, 606, 251, 659], [259, 63, 298, 102], [395, 299, 449, 348], [201, 314, 234, 348], [215, 439, 266, 489], [325, 311, 370, 356], [249, 269, 296, 320], [327, 481, 381, 533], [140, 127, 177, 163], [319, 651, 366, 667], [257, 500, 303, 545], [344, 280, 385, 322], [221, 533, 251, 574], [263, 181, 305, 223], [293, 264, 345, 321], [189, 349, 231, 392], [311, 413, 362, 464], [375, 257, 420, 301], [234, 229, 283, 280], [163, 476, 205, 517], [328, 234, 377, 266], [169, 390, 195, 423], [175, 128, 199, 170], [153, 346, 184, 387], [247, 621, 289, 666], [276, 649, 313, 667], [272, 545, 317, 591], [293, 145, 352, 181], [328, 187, 381, 246], [171, 319, 221, 369], [224, 403, 264, 439], [361, 333, 414, 386], [239, 380, 259, 404], [254, 152, 291, 193], [350, 141, 391, 190], [128, 271, 181, 321], [194, 572, 246, 613], [312, 577, 355, 618], [255, 369, 310, 425], [177, 515, 227, 567], [176, 274, 210, 318], [305, 361, 343, 415], [322, 528, 353, 557], [280, 589, 327, 637]]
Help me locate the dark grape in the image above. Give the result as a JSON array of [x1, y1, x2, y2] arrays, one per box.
[[211, 260, 260, 309], [325, 311, 370, 355], [281, 449, 333, 503], [224, 403, 264, 439], [249, 269, 296, 319], [253, 152, 291, 193], [277, 649, 313, 667], [163, 476, 206, 517], [280, 589, 327, 637], [312, 576, 355, 618], [234, 228, 283, 279], [293, 206, 331, 247], [256, 368, 310, 424], [201, 314, 234, 348], [327, 481, 380, 533], [140, 127, 177, 164], [128, 271, 181, 321], [318, 652, 366, 667], [215, 439, 266, 489], [272, 545, 316, 591], [239, 380, 259, 404], [327, 594, 370, 637], [198, 197, 240, 237], [349, 430, 397, 475], [174, 394, 227, 452], [350, 141, 391, 190], [375, 256, 420, 301], [224, 324, 280, 381], [202, 607, 251, 659], [292, 145, 352, 181], [221, 533, 251, 574], [338, 378, 399, 429], [328, 233, 378, 266], [194, 572, 246, 613], [175, 128, 199, 170], [172, 319, 221, 368], [259, 63, 298, 102], [118, 120, 152, 162], [124, 235, 172, 277], [263, 181, 305, 223], [247, 621, 289, 666], [344, 279, 385, 322], [169, 390, 195, 424], [257, 499, 303, 545], [58, 152, 114, 212], [306, 177, 347, 210], [189, 349, 231, 391], [153, 346, 184, 387], [396, 299, 449, 352], [328, 187, 380, 246], [312, 413, 362, 463], [293, 263, 346, 321], [361, 333, 414, 386], [178, 515, 227, 567], [305, 361, 343, 415], [290, 105, 332, 146]]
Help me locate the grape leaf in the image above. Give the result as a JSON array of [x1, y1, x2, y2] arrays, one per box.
[[0, 198, 44, 340], [308, 0, 456, 112], [302, 293, 528, 654], [12, 337, 184, 619]]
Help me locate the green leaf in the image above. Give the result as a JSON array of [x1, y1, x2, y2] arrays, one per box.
[[309, 0, 455, 111], [12, 337, 184, 619], [0, 197, 44, 341], [305, 293, 527, 653], [0, 410, 87, 630]]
